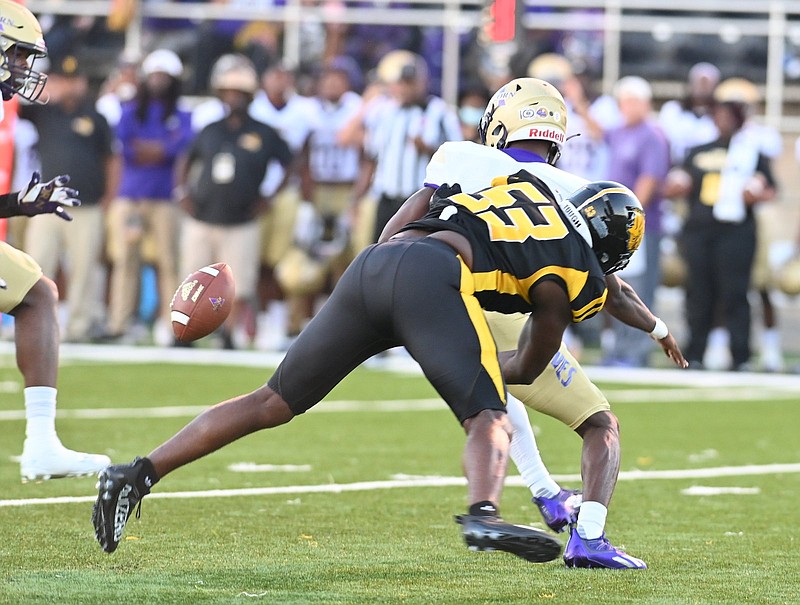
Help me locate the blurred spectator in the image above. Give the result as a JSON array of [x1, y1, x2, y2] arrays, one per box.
[[249, 60, 317, 349], [189, 0, 280, 94], [658, 62, 721, 166], [95, 50, 142, 128], [141, 0, 200, 57], [281, 57, 364, 338], [342, 1, 422, 76], [601, 76, 670, 367], [350, 50, 462, 244], [105, 49, 193, 345], [526, 54, 621, 356], [20, 54, 117, 342], [174, 57, 292, 349], [666, 84, 777, 371], [527, 53, 621, 185], [456, 85, 490, 143], [698, 78, 784, 372]]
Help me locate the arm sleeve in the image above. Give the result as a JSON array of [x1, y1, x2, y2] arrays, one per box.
[[0, 192, 21, 218]]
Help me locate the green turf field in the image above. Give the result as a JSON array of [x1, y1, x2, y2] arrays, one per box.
[[0, 356, 798, 604]]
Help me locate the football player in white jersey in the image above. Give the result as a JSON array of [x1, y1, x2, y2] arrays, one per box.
[[380, 78, 687, 568], [0, 0, 110, 481]]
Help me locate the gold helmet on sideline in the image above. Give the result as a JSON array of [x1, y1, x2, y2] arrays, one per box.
[[714, 77, 760, 106], [275, 248, 328, 297], [777, 256, 800, 296], [376, 50, 427, 84], [479, 78, 567, 165], [210, 54, 258, 94], [0, 0, 47, 102], [527, 53, 573, 83]]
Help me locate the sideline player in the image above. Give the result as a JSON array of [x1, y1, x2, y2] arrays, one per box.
[[0, 0, 110, 480], [92, 168, 645, 563], [380, 78, 687, 569]]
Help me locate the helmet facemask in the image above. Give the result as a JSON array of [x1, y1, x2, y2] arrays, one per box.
[[0, 36, 48, 103]]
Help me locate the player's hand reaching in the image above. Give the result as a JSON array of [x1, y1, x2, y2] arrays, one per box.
[[17, 172, 81, 221], [656, 333, 689, 368]]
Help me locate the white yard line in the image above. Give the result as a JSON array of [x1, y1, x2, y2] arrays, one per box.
[[1, 462, 798, 508], [0, 386, 796, 422], [2, 341, 800, 390]]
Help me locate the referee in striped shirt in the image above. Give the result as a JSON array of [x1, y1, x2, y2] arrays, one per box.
[[352, 50, 463, 243]]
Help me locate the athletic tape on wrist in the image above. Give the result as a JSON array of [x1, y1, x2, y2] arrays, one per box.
[[649, 317, 669, 340]]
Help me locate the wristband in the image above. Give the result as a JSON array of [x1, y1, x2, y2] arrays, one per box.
[[649, 317, 669, 340]]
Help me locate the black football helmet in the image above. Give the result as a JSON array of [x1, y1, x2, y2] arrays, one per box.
[[569, 181, 645, 275]]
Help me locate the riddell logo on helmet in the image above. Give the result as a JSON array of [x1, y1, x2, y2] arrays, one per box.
[[527, 128, 565, 143]]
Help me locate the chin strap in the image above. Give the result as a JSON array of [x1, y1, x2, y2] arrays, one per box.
[[545, 143, 561, 166]]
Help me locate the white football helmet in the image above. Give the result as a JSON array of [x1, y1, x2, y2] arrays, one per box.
[[0, 0, 47, 102], [479, 78, 567, 165]]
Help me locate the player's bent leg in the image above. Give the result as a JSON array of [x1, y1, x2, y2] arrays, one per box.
[[458, 410, 561, 563], [93, 386, 296, 553], [147, 385, 296, 479], [575, 411, 620, 506], [13, 277, 112, 481]]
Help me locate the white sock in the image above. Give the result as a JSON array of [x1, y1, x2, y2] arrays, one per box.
[[24, 386, 59, 444], [708, 327, 730, 348], [576, 501, 608, 540], [506, 393, 560, 499], [761, 327, 781, 351]]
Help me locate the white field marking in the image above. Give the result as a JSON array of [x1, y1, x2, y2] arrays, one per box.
[[0, 400, 446, 421], [0, 380, 20, 393], [681, 486, 761, 496], [1, 462, 798, 508], [228, 462, 312, 473], [3, 341, 800, 391], [0, 385, 795, 422]]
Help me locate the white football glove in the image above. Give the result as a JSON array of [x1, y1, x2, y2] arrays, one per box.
[[17, 172, 81, 221]]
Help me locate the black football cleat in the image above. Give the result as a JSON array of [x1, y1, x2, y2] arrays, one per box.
[[455, 514, 562, 563], [92, 457, 152, 553]]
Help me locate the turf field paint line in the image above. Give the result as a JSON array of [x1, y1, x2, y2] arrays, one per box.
[[228, 462, 312, 472], [1, 462, 798, 508], [3, 341, 800, 390], [0, 387, 795, 422], [681, 486, 761, 496]]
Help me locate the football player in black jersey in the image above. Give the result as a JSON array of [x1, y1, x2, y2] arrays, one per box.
[[382, 77, 687, 569], [93, 155, 654, 564]]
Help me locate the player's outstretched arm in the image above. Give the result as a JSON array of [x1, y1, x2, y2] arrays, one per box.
[[603, 274, 688, 368], [0, 172, 81, 221]]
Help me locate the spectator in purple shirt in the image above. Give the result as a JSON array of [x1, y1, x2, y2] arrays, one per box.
[[601, 76, 671, 367], [105, 49, 194, 345]]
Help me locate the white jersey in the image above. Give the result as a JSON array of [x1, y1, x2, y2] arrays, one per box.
[[307, 91, 362, 183], [249, 91, 317, 153], [658, 100, 718, 165], [425, 141, 592, 246]]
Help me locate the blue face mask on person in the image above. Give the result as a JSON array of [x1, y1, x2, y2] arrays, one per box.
[[459, 106, 484, 127]]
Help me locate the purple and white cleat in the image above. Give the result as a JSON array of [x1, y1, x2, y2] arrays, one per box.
[[564, 526, 647, 569], [532, 488, 582, 533]]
